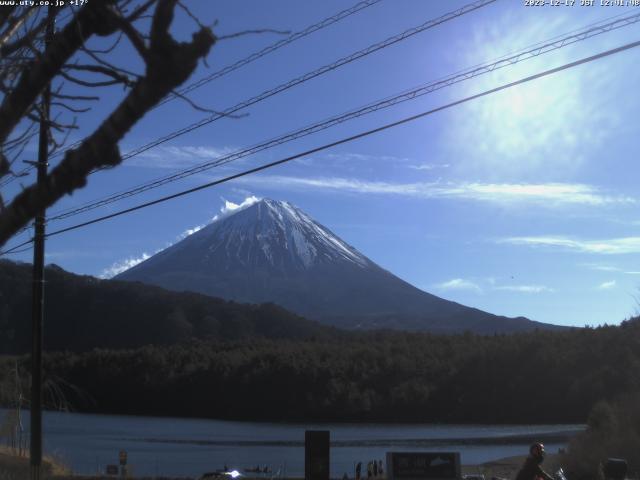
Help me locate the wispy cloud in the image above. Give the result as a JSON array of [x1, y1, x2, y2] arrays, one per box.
[[212, 195, 261, 221], [178, 224, 205, 240], [581, 263, 621, 272], [597, 280, 616, 290], [408, 163, 450, 171], [180, 195, 261, 236], [580, 263, 640, 275], [435, 278, 482, 293], [125, 145, 236, 169], [243, 175, 633, 207], [100, 253, 151, 279], [324, 152, 411, 163], [494, 285, 554, 293], [101, 196, 260, 278], [501, 236, 640, 255], [435, 278, 553, 295], [176, 195, 262, 239], [297, 152, 415, 172]]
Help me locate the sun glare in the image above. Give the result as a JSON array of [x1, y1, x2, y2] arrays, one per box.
[[447, 11, 614, 179]]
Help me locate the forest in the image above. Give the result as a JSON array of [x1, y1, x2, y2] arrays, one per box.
[[2, 320, 640, 424], [0, 260, 336, 354], [1, 259, 640, 425]]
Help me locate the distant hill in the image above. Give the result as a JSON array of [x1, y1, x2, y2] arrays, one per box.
[[0, 260, 334, 354], [117, 198, 561, 334]]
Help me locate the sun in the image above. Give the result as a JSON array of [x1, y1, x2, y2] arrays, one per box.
[[445, 10, 613, 179]]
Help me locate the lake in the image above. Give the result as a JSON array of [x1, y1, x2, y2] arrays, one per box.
[[0, 409, 583, 478]]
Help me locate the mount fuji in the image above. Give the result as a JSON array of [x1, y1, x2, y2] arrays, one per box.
[[115, 199, 557, 334]]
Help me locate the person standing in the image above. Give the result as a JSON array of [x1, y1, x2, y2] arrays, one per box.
[[515, 443, 553, 480], [356, 462, 362, 480]]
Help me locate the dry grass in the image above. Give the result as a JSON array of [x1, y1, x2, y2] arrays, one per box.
[[0, 444, 71, 478]]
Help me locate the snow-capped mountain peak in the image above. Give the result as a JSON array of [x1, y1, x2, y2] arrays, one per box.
[[201, 198, 369, 269], [115, 198, 552, 334]]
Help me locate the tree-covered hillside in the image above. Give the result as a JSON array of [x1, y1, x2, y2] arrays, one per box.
[[2, 259, 639, 424], [2, 320, 636, 424], [0, 260, 335, 353]]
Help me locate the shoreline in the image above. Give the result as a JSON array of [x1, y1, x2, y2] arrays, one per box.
[[0, 405, 587, 427], [0, 450, 564, 480], [463, 453, 563, 479]]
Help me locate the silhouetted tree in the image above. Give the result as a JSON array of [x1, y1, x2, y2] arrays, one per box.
[[0, 0, 215, 246]]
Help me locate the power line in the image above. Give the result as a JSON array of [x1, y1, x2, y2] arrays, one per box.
[[0, 166, 32, 188], [0, 0, 489, 196], [43, 0, 498, 220], [0, 238, 33, 256], [44, 11, 640, 223], [1, 0, 381, 190], [32, 38, 640, 242], [7, 5, 633, 192], [109, 0, 496, 164], [159, 0, 384, 107], [38, 0, 385, 166]]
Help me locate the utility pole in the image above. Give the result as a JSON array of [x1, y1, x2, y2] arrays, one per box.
[[30, 8, 54, 480]]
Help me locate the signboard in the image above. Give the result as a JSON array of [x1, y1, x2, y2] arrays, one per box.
[[305, 430, 330, 480], [119, 450, 128, 466], [105, 465, 119, 475], [386, 452, 461, 480]]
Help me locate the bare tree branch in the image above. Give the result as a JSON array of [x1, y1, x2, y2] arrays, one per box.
[[0, 1, 121, 144], [0, 7, 35, 49], [50, 102, 91, 114], [59, 69, 125, 88], [126, 0, 158, 22], [0, 7, 18, 30], [63, 64, 136, 87], [0, 13, 50, 58], [0, 0, 216, 246], [51, 91, 100, 101]]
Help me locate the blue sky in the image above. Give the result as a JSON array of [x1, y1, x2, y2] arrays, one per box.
[[3, 0, 640, 327]]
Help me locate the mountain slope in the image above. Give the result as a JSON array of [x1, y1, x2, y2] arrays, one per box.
[[116, 199, 559, 333], [0, 259, 334, 354]]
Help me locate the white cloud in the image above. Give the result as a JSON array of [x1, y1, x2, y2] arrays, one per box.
[[211, 195, 261, 222], [100, 253, 151, 279], [242, 176, 633, 207], [408, 163, 450, 171], [125, 145, 236, 169], [494, 285, 554, 294], [435, 278, 482, 293], [325, 152, 411, 163], [597, 280, 616, 290], [501, 236, 640, 255], [580, 263, 621, 272], [101, 196, 260, 279], [178, 224, 205, 240], [177, 196, 261, 238], [579, 263, 640, 275]]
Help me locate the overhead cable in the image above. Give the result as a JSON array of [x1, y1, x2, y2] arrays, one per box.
[[29, 39, 640, 243], [2, 0, 384, 188], [159, 0, 385, 107], [45, 11, 640, 223]]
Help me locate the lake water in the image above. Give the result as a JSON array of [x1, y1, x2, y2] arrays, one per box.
[[0, 409, 583, 478]]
